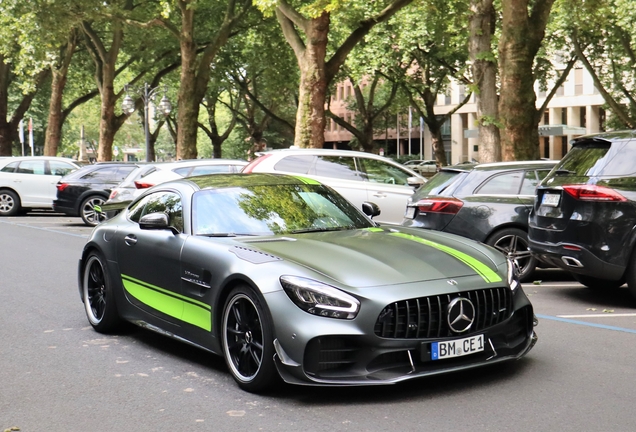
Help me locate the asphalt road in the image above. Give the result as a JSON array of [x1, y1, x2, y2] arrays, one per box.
[[2, 212, 636, 432]]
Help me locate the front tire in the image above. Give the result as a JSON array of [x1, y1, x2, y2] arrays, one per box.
[[82, 251, 123, 333], [80, 195, 107, 226], [221, 285, 278, 392], [0, 190, 20, 216], [486, 227, 537, 282]]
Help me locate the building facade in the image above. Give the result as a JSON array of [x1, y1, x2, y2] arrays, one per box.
[[324, 67, 605, 163]]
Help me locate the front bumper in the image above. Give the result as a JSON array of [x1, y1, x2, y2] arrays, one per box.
[[267, 285, 536, 386]]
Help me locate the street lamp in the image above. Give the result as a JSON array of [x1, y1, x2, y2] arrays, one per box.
[[122, 83, 172, 162]]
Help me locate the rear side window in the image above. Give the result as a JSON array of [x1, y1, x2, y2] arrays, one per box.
[[358, 158, 412, 185], [273, 155, 315, 174], [81, 166, 122, 181], [17, 160, 46, 175], [1, 161, 18, 173], [477, 171, 523, 195], [313, 156, 361, 181], [49, 161, 76, 176], [557, 140, 636, 176]]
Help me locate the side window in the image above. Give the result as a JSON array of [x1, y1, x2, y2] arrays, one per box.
[[17, 160, 46, 175], [476, 171, 523, 195], [1, 161, 19, 173], [520, 170, 540, 195], [81, 166, 122, 181], [358, 158, 412, 185], [49, 161, 76, 176], [128, 191, 184, 233], [116, 166, 138, 180], [190, 165, 232, 175], [313, 156, 361, 180], [173, 167, 191, 176], [273, 155, 315, 174]]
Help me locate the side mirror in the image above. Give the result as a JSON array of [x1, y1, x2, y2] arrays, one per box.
[[362, 201, 381, 218], [139, 212, 171, 230], [407, 176, 425, 189]]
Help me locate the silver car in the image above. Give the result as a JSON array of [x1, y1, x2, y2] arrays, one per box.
[[243, 148, 425, 224]]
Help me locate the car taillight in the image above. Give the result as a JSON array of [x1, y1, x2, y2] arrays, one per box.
[[109, 190, 118, 199], [134, 181, 155, 189], [562, 185, 627, 202], [414, 198, 464, 214], [56, 183, 70, 192], [242, 154, 273, 173]]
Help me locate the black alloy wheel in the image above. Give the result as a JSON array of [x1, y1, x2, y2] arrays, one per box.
[[81, 195, 107, 226], [222, 286, 277, 392], [0, 190, 20, 216], [487, 227, 537, 282], [82, 251, 122, 333]]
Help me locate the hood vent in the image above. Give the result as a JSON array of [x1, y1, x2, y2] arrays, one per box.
[[230, 246, 282, 264]]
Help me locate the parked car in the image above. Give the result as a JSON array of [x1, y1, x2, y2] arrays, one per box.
[[403, 159, 438, 176], [0, 156, 80, 216], [528, 131, 636, 298], [53, 162, 141, 226], [101, 159, 247, 217], [403, 160, 558, 281], [78, 172, 536, 392], [242, 148, 425, 224]]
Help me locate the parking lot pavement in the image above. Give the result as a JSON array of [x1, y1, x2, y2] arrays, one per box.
[[523, 269, 636, 333], [0, 210, 94, 238]]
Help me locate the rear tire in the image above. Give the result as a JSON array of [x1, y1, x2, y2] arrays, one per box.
[[486, 227, 537, 282], [0, 190, 20, 216], [81, 251, 123, 333], [573, 273, 625, 290], [80, 195, 107, 226], [221, 285, 278, 393]]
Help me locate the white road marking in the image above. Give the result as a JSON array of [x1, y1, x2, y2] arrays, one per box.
[[558, 313, 636, 318]]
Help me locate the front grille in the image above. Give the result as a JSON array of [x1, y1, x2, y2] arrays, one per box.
[[374, 287, 512, 339]]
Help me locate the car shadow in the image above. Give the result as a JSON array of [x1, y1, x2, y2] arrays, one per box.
[[557, 285, 636, 309], [122, 323, 535, 400]]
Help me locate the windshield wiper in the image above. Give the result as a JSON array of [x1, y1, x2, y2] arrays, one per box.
[[198, 233, 257, 237], [290, 226, 353, 234]]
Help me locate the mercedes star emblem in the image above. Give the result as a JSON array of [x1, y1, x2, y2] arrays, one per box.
[[447, 297, 475, 333]]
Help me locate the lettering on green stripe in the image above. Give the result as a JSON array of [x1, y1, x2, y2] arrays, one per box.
[[389, 233, 502, 283], [121, 274, 212, 331]]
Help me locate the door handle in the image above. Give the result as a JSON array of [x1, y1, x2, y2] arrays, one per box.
[[372, 192, 387, 198], [124, 235, 137, 246]]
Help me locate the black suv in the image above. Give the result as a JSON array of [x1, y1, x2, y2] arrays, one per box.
[[53, 162, 140, 226], [528, 131, 636, 298], [403, 160, 557, 281]]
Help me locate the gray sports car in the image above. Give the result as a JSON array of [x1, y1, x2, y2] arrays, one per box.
[[78, 173, 537, 392]]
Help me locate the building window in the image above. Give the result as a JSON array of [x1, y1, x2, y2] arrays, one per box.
[[561, 109, 567, 125], [543, 111, 549, 125], [580, 108, 586, 129], [574, 68, 584, 95], [338, 86, 344, 100]]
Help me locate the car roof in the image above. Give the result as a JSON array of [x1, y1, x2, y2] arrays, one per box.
[[570, 130, 636, 145], [258, 147, 396, 160], [183, 173, 316, 190], [442, 160, 557, 173]]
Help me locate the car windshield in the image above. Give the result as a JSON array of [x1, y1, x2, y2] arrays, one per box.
[[192, 183, 374, 236]]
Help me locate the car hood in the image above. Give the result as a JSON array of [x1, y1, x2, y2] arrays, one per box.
[[240, 226, 505, 288]]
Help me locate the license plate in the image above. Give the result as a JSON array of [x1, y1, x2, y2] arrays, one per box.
[[404, 206, 416, 219], [541, 192, 560, 207], [431, 334, 484, 360]]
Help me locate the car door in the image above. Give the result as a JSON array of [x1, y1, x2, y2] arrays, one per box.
[[116, 190, 187, 325], [12, 159, 55, 207], [357, 157, 419, 224]]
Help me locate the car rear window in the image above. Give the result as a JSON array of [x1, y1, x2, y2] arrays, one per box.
[[417, 170, 463, 196], [557, 140, 636, 177]]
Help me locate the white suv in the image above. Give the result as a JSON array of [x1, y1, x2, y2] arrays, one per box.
[[0, 156, 80, 216], [242, 148, 425, 224]]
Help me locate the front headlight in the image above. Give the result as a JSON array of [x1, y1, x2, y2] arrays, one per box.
[[507, 259, 520, 291], [280, 275, 360, 320]]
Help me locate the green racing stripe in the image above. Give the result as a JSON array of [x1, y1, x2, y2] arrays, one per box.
[[293, 175, 321, 185], [121, 274, 212, 331], [389, 232, 502, 283]]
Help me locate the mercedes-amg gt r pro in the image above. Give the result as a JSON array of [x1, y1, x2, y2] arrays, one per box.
[[78, 173, 537, 392]]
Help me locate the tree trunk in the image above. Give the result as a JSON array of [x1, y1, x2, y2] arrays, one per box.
[[469, 0, 500, 163], [44, 30, 77, 156], [294, 14, 329, 149], [498, 0, 554, 161]]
